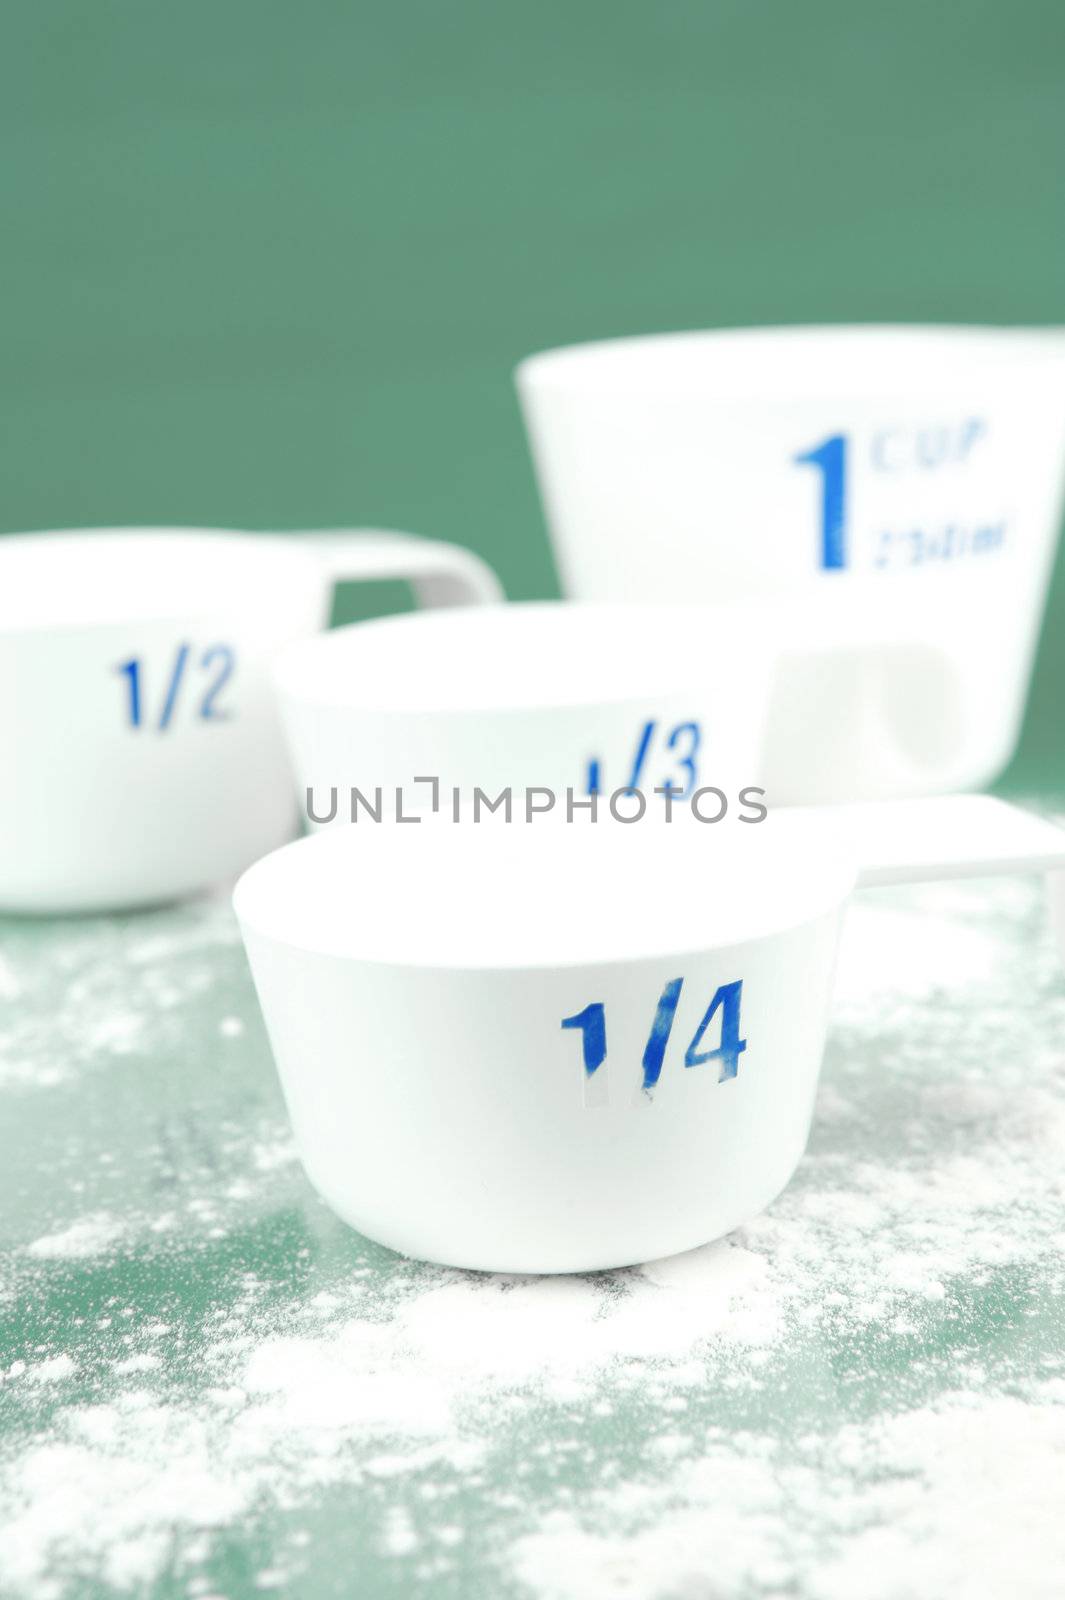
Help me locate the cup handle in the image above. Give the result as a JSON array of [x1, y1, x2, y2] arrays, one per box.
[[788, 796, 1065, 887], [763, 617, 972, 804], [303, 528, 504, 609]]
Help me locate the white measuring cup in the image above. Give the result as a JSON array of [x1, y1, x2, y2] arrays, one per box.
[[517, 325, 1065, 803], [0, 527, 501, 913], [234, 796, 1065, 1274], [272, 599, 960, 822]]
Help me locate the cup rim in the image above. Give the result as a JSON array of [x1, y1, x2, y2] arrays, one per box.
[[0, 527, 320, 633], [270, 598, 774, 716], [516, 322, 1065, 399], [233, 813, 859, 972]]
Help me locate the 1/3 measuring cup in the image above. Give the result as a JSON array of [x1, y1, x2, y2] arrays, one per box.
[[272, 598, 961, 822], [0, 527, 501, 913], [517, 325, 1065, 803], [234, 796, 1065, 1274]]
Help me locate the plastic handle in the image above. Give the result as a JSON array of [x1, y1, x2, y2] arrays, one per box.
[[305, 529, 504, 609], [765, 582, 974, 801], [788, 796, 1065, 887]]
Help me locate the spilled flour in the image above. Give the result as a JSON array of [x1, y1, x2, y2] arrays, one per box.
[[512, 1386, 1065, 1600], [25, 1215, 129, 1261], [1, 872, 1065, 1598]]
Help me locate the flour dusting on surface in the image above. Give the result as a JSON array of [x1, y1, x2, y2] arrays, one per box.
[[25, 1214, 128, 1261], [0, 876, 1063, 1598], [512, 1387, 1065, 1600]]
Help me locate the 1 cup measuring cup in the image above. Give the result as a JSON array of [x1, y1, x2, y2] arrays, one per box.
[[271, 597, 963, 823], [234, 797, 1065, 1274], [0, 527, 501, 913], [516, 324, 1065, 803]]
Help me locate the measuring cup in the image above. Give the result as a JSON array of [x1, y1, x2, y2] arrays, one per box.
[[272, 598, 960, 822], [0, 527, 501, 913], [517, 325, 1065, 803], [234, 796, 1065, 1273]]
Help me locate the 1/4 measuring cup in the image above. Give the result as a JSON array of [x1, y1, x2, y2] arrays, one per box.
[[517, 325, 1065, 803], [234, 797, 1065, 1274], [0, 527, 501, 913]]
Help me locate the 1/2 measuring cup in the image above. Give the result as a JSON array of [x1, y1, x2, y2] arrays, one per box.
[[0, 527, 501, 913], [517, 325, 1065, 803], [272, 598, 961, 822], [234, 797, 1065, 1274]]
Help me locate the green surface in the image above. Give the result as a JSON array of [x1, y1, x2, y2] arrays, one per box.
[[2, 867, 1065, 1597], [1, 0, 1064, 780]]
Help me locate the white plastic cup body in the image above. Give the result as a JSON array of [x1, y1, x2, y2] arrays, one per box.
[[275, 603, 769, 823], [517, 325, 1065, 802], [233, 816, 855, 1274], [0, 528, 499, 912]]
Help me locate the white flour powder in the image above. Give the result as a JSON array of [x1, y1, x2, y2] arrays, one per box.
[[512, 1387, 1065, 1600], [0, 875, 1063, 1597], [25, 1215, 128, 1261]]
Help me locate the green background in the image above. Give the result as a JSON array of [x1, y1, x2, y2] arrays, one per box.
[[1, 0, 1063, 789]]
